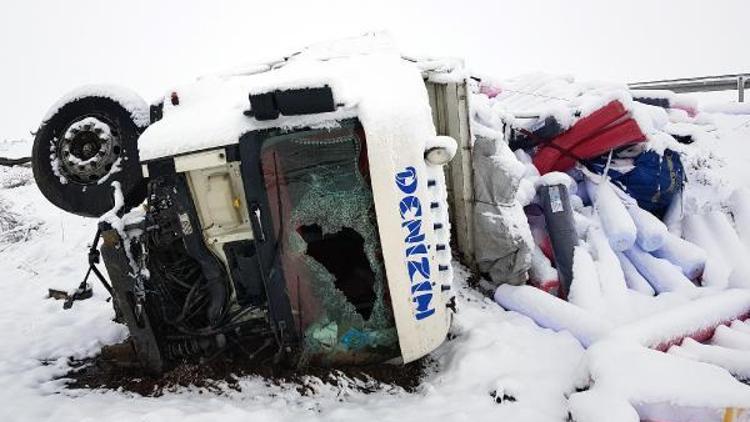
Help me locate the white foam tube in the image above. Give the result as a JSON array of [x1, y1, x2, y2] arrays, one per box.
[[588, 225, 629, 299], [612, 289, 750, 349], [625, 204, 668, 252], [704, 211, 750, 288], [651, 233, 706, 281], [731, 188, 750, 252], [529, 244, 559, 287], [616, 251, 655, 296], [682, 214, 731, 289], [494, 284, 612, 347], [711, 325, 750, 351], [568, 246, 605, 313], [731, 320, 750, 334], [516, 178, 537, 206], [670, 338, 750, 380], [586, 180, 637, 252], [662, 189, 684, 237], [569, 390, 638, 422], [624, 245, 696, 293], [636, 402, 732, 422]]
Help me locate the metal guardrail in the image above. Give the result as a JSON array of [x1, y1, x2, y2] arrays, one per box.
[[0, 156, 31, 167], [629, 74, 750, 102]]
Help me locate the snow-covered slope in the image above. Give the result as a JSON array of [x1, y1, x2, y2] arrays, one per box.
[[2, 92, 750, 421]]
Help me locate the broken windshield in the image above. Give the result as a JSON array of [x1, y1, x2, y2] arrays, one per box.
[[260, 121, 399, 365]]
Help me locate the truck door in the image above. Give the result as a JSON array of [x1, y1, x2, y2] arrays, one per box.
[[241, 119, 401, 365]]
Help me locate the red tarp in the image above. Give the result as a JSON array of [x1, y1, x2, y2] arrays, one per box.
[[532, 100, 646, 174]]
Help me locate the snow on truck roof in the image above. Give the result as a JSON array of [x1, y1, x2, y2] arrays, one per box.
[[137, 34, 462, 162]]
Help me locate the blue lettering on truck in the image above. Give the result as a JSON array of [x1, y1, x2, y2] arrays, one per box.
[[395, 166, 436, 320]]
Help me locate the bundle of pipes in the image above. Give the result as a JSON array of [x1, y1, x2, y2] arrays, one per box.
[[480, 75, 750, 421], [496, 177, 750, 349]]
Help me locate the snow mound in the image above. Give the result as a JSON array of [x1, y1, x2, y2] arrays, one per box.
[[0, 166, 41, 245], [571, 339, 750, 422], [0, 195, 39, 244], [0, 165, 32, 189]]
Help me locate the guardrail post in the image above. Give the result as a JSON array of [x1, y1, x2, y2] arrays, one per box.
[[739, 76, 746, 103]]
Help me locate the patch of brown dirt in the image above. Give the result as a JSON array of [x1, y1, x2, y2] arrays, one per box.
[[63, 341, 431, 397]]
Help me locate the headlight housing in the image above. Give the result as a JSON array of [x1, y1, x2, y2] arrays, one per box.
[[424, 135, 457, 165]]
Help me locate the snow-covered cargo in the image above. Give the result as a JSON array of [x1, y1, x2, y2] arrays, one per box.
[[473, 70, 750, 420]]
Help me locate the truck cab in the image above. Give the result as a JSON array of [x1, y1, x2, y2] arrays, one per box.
[[32, 40, 467, 372]]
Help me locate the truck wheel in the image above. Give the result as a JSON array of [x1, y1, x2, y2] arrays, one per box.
[[32, 93, 148, 217]]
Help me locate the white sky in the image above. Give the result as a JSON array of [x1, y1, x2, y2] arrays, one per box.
[[1, 0, 748, 140]]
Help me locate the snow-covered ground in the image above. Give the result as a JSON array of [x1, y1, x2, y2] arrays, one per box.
[[0, 154, 584, 421], [1, 105, 750, 422]]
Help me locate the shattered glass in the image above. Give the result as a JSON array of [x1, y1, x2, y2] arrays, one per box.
[[261, 123, 399, 364]]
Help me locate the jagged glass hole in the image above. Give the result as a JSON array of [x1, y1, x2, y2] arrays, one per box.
[[299, 224, 376, 320]]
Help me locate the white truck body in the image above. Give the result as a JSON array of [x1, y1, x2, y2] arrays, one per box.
[[135, 48, 467, 364]]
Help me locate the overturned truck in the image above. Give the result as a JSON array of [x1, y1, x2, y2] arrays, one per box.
[[31, 39, 750, 422], [31, 46, 485, 373]]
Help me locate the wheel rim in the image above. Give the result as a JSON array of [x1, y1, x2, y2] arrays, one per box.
[[58, 116, 122, 184]]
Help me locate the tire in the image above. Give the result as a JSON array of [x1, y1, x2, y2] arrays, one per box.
[[32, 94, 148, 217]]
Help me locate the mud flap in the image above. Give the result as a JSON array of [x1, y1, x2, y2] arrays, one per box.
[[99, 229, 164, 373]]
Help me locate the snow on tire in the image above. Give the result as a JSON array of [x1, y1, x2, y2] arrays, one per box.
[[32, 87, 148, 217]]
